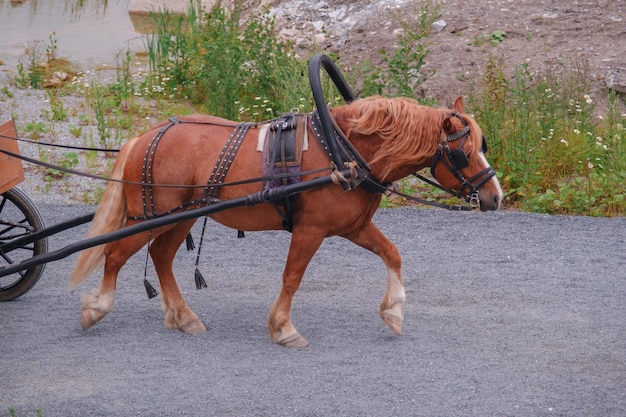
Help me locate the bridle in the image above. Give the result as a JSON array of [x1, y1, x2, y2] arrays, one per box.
[[422, 113, 496, 208]]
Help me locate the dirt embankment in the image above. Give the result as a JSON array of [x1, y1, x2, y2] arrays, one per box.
[[265, 0, 625, 109]]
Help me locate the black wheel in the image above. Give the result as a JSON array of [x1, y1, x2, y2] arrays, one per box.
[[0, 187, 48, 301]]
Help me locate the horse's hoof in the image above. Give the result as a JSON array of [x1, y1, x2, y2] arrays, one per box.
[[274, 331, 309, 348], [381, 311, 403, 335], [180, 319, 207, 334], [81, 308, 100, 329]]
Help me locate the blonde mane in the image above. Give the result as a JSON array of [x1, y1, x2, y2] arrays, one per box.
[[336, 96, 483, 179], [336, 96, 443, 178]]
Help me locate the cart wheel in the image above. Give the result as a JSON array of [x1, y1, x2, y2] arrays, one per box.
[[0, 188, 48, 301]]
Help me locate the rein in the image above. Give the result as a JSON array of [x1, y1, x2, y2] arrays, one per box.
[[308, 54, 384, 193], [362, 176, 474, 211], [0, 144, 331, 190], [0, 133, 120, 153]]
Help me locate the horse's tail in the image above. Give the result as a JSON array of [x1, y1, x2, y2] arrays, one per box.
[[69, 137, 138, 288]]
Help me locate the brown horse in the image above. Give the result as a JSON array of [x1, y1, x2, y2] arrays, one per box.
[[70, 96, 503, 347]]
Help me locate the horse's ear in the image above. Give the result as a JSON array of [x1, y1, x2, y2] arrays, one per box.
[[442, 117, 453, 134], [453, 96, 464, 113]]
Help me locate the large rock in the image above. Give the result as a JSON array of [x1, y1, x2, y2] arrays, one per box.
[[606, 67, 626, 95], [128, 0, 273, 33], [129, 0, 220, 15], [129, 0, 228, 33]]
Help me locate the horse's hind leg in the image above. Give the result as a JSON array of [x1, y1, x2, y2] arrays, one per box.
[[81, 232, 150, 329], [344, 221, 405, 335], [149, 220, 206, 334], [268, 229, 324, 348]]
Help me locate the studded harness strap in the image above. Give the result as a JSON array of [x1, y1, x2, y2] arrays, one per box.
[[203, 122, 253, 202], [132, 118, 253, 221], [141, 118, 178, 218]]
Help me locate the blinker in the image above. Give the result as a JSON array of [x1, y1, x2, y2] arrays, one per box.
[[448, 148, 469, 170]]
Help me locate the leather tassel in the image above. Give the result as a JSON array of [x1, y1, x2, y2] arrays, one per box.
[[144, 279, 159, 299], [237, 230, 245, 238], [194, 268, 207, 290], [186, 233, 195, 251]]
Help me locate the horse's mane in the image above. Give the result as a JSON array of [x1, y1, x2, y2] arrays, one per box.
[[337, 96, 444, 178], [336, 96, 483, 179]]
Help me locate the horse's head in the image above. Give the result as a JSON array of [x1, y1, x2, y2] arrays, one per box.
[[431, 97, 503, 211]]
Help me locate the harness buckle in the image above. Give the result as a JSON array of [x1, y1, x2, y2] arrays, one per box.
[[330, 162, 352, 188], [467, 191, 480, 209]]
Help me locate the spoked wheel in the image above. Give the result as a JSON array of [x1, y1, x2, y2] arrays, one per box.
[[0, 188, 48, 301]]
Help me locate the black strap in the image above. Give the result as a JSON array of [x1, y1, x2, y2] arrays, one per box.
[[363, 176, 473, 211]]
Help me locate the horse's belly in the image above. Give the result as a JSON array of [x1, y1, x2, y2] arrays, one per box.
[[209, 203, 284, 232]]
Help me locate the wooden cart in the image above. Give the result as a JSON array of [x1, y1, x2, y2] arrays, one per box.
[[0, 120, 48, 300]]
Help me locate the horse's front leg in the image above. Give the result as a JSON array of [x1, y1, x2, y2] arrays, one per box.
[[344, 221, 406, 336], [268, 228, 324, 348]]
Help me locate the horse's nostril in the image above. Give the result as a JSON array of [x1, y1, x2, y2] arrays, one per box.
[[493, 195, 500, 210]]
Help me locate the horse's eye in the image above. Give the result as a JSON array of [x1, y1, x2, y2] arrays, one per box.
[[481, 136, 488, 153]]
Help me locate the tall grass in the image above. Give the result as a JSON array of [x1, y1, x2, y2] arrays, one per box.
[[144, 0, 311, 121], [468, 55, 626, 216]]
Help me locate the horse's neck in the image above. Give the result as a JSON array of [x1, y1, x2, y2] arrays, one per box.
[[333, 105, 444, 183]]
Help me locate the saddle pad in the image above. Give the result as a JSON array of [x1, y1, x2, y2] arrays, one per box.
[[257, 115, 308, 154], [258, 114, 308, 188]]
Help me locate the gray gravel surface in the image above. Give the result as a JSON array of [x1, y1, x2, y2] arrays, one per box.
[[1, 204, 625, 417]]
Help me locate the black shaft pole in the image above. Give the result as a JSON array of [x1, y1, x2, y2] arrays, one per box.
[[0, 213, 94, 254], [0, 171, 349, 277]]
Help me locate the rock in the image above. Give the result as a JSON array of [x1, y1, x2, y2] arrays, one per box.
[[279, 28, 299, 39], [605, 67, 626, 94], [43, 78, 64, 89], [53, 71, 68, 81], [128, 0, 219, 15], [328, 6, 347, 21], [312, 21, 325, 31], [432, 19, 447, 32], [314, 32, 326, 43], [531, 12, 559, 22]]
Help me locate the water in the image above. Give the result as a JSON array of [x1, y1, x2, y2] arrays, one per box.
[[0, 0, 144, 73]]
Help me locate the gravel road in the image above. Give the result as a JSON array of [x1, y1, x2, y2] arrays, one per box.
[[1, 204, 625, 417]]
